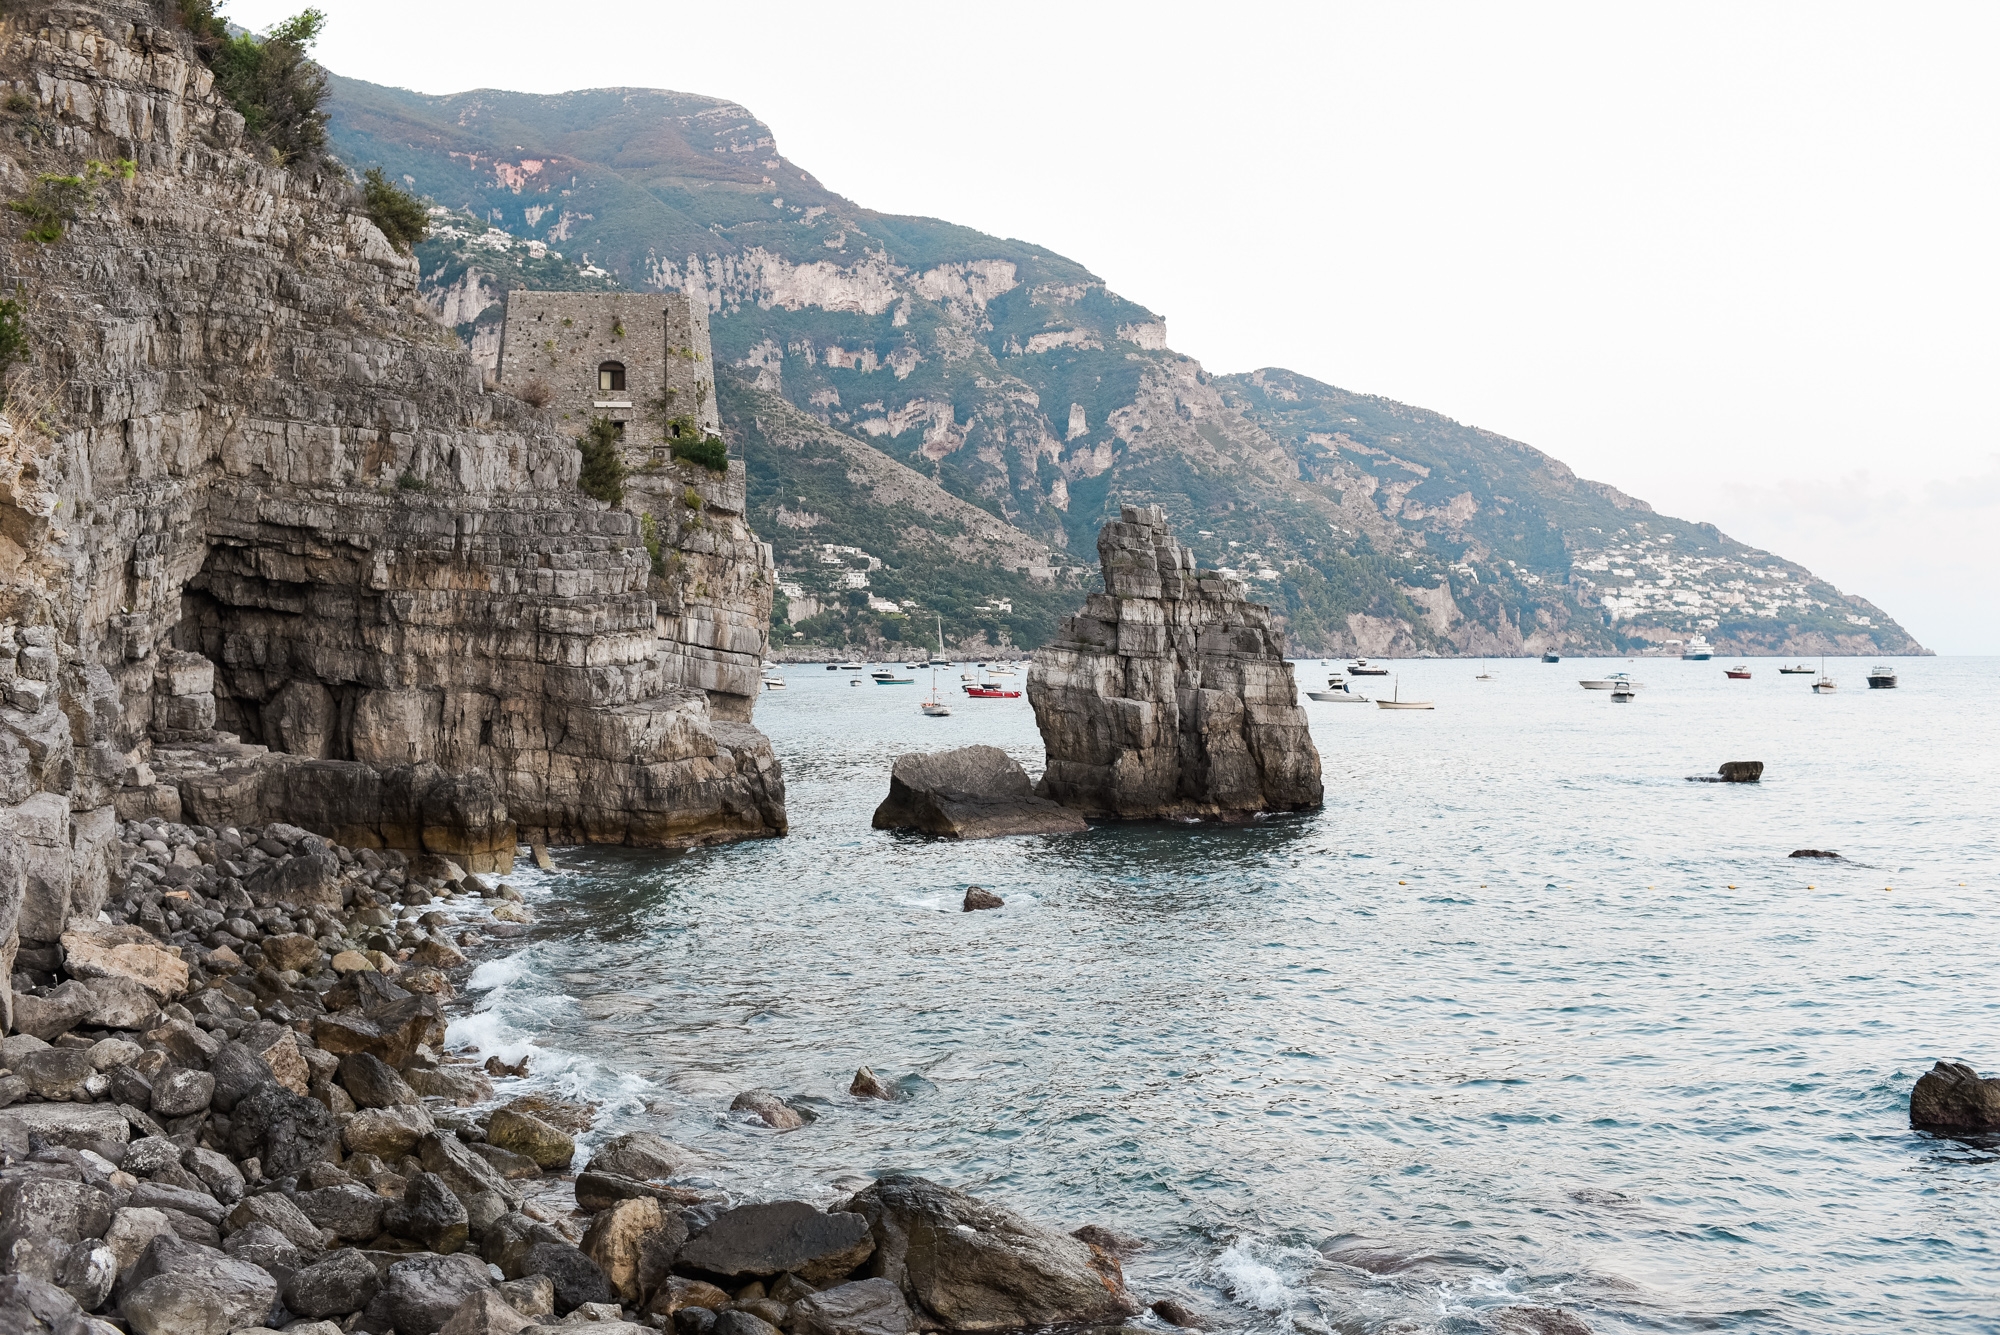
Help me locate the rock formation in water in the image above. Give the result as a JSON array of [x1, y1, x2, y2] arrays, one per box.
[[1027, 506, 1322, 820], [871, 746, 1086, 840], [0, 0, 785, 974], [1910, 1061, 2000, 1133]]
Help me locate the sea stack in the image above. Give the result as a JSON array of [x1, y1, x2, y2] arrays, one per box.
[[1028, 506, 1323, 820]]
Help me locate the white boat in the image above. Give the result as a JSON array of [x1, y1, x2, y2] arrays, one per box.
[[1580, 672, 1644, 691], [1474, 672, 1496, 681], [1812, 656, 1836, 693], [1866, 664, 1898, 689], [838, 661, 864, 671], [849, 677, 863, 687], [920, 617, 953, 715], [1611, 679, 1637, 702], [761, 676, 786, 691], [869, 667, 896, 679], [1307, 672, 1369, 703], [1681, 635, 1715, 660], [1375, 676, 1434, 710]]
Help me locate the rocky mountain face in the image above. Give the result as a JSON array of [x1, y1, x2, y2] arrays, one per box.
[[325, 76, 1922, 660], [0, 1, 786, 965]]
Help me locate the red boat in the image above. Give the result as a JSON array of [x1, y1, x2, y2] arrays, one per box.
[[962, 685, 1021, 698], [1725, 664, 1752, 680]]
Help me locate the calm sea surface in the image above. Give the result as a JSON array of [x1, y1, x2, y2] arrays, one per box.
[[453, 655, 1999, 1334]]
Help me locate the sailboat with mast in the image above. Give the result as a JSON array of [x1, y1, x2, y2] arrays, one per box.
[[921, 616, 953, 716], [1812, 656, 1837, 693]]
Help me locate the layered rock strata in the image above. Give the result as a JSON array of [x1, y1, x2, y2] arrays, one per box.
[[870, 746, 1086, 839], [0, 0, 785, 956], [0, 809, 1141, 1335], [1028, 505, 1323, 820]]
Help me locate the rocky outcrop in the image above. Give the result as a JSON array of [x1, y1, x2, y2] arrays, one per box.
[[0, 0, 785, 949], [870, 746, 1086, 839], [1910, 1061, 2000, 1133], [1027, 506, 1322, 820]]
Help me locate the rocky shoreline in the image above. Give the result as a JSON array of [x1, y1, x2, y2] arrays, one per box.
[[0, 817, 1165, 1335]]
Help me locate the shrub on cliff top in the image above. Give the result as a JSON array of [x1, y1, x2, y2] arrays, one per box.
[[176, 3, 330, 165], [578, 417, 627, 505], [362, 167, 429, 253], [665, 414, 729, 472]]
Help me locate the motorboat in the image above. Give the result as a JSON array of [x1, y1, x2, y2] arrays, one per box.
[[1724, 665, 1751, 680], [1375, 676, 1434, 710], [869, 666, 896, 679], [1681, 635, 1715, 660], [963, 684, 1021, 698], [1778, 663, 1814, 674], [1347, 659, 1390, 676], [875, 674, 914, 685], [1866, 664, 1898, 689], [761, 676, 786, 691], [838, 661, 865, 671], [1611, 679, 1637, 702], [1541, 651, 1560, 663], [825, 663, 841, 670], [1307, 673, 1369, 703], [1580, 672, 1643, 691]]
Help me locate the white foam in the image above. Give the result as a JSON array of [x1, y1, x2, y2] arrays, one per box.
[[467, 956, 529, 991], [1212, 1240, 1303, 1312]]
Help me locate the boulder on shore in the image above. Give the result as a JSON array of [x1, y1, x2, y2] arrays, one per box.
[[847, 1174, 1136, 1331], [871, 747, 1086, 840], [1910, 1061, 2000, 1133], [1028, 506, 1323, 821]]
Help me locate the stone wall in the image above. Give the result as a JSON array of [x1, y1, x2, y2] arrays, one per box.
[[1027, 505, 1323, 820], [495, 289, 722, 444], [0, 2, 786, 960]]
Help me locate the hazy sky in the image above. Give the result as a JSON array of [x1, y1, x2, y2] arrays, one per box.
[[234, 1, 1998, 652]]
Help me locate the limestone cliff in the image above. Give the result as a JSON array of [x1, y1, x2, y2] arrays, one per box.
[[0, 1, 785, 960], [1028, 506, 1323, 821]]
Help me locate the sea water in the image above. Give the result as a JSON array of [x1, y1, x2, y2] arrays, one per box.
[[451, 656, 2000, 1333]]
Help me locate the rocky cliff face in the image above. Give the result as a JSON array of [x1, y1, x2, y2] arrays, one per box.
[[0, 2, 785, 962], [1028, 507, 1323, 821]]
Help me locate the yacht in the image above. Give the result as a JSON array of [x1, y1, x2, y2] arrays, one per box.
[[1611, 678, 1637, 703], [838, 661, 865, 671], [1347, 659, 1390, 676], [1866, 664, 1898, 689], [1681, 635, 1715, 660], [1724, 664, 1751, 680], [1778, 663, 1814, 675], [1307, 673, 1369, 703], [1580, 672, 1643, 691], [1541, 651, 1561, 663], [761, 675, 786, 691]]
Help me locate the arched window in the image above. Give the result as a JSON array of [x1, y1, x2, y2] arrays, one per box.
[[598, 361, 626, 392]]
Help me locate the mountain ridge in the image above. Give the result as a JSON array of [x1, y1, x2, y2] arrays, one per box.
[[325, 74, 1925, 657]]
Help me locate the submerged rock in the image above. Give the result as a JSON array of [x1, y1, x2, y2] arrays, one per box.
[[1028, 506, 1323, 821], [961, 886, 1004, 912], [870, 747, 1087, 840], [1910, 1061, 2000, 1133]]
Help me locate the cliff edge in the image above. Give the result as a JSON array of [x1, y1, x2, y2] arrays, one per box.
[[0, 2, 785, 965]]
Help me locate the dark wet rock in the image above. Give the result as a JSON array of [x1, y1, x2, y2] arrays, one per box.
[[520, 1239, 612, 1316], [1690, 760, 1764, 783], [728, 1091, 805, 1131], [675, 1200, 873, 1287], [961, 887, 1004, 912], [1491, 1306, 1595, 1335], [1070, 1225, 1143, 1259], [847, 1175, 1136, 1331], [225, 1083, 338, 1179], [574, 1171, 704, 1213], [312, 994, 445, 1070], [1910, 1061, 2000, 1133], [294, 1183, 389, 1244], [120, 1234, 278, 1335], [485, 1108, 573, 1170], [205, 1042, 275, 1112], [467, 1142, 542, 1180], [788, 1277, 914, 1335], [673, 1308, 718, 1335], [1149, 1298, 1206, 1329], [585, 1132, 691, 1182], [285, 1247, 383, 1319], [148, 1067, 215, 1118], [711, 1313, 781, 1335], [871, 747, 1087, 840], [383, 1251, 494, 1335], [383, 1172, 468, 1254], [244, 851, 342, 912], [336, 1053, 421, 1108], [1787, 848, 1840, 859], [849, 1067, 895, 1101], [0, 1274, 86, 1335], [419, 1131, 518, 1207], [482, 1212, 568, 1279]]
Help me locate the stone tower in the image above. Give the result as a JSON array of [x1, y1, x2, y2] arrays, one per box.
[[496, 291, 773, 722]]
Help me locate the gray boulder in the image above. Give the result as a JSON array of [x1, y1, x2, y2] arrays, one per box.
[[871, 747, 1086, 840], [284, 1247, 382, 1319], [219, 1220, 299, 1273], [118, 1235, 277, 1335], [336, 1052, 420, 1108], [519, 1239, 611, 1316], [674, 1200, 873, 1286], [0, 1273, 88, 1335], [418, 1131, 517, 1207], [293, 1183, 387, 1244], [711, 1314, 780, 1335], [584, 1132, 690, 1182], [77, 975, 159, 1031], [221, 1192, 323, 1251], [180, 1148, 244, 1205], [1910, 1061, 2000, 1133], [847, 1175, 1136, 1331], [0, 1105, 129, 1157], [383, 1172, 468, 1253], [147, 1068, 214, 1119], [204, 1044, 274, 1113], [788, 1278, 914, 1335], [439, 1289, 533, 1335], [16, 1048, 98, 1101], [224, 1083, 337, 1179], [0, 1176, 117, 1249], [382, 1252, 493, 1335]]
